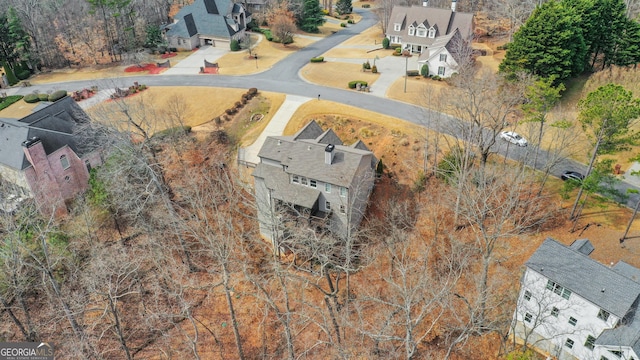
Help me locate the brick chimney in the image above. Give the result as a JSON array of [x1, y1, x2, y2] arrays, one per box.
[[325, 144, 335, 165], [22, 137, 48, 170]]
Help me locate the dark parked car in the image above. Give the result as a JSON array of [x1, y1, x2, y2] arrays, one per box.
[[561, 171, 585, 182]]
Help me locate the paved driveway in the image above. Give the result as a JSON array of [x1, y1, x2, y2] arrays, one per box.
[[163, 46, 229, 75]]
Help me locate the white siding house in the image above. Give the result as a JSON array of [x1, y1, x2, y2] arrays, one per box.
[[513, 238, 640, 360]]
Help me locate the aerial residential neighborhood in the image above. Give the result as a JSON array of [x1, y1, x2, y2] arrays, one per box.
[[1, 0, 640, 358]]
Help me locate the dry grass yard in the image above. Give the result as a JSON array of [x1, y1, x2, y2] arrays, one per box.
[[300, 62, 380, 89]]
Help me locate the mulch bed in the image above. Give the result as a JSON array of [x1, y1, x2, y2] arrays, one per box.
[[124, 63, 166, 75], [201, 67, 219, 74], [161, 52, 177, 59]]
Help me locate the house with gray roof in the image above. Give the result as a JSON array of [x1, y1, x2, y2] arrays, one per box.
[[0, 96, 101, 215], [386, 0, 474, 78], [164, 0, 250, 50], [252, 120, 377, 250], [513, 238, 640, 360]]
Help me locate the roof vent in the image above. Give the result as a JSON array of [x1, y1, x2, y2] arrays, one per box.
[[277, 140, 281, 145], [601, 288, 606, 293]]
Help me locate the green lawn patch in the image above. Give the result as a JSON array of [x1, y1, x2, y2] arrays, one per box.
[[0, 95, 24, 111]]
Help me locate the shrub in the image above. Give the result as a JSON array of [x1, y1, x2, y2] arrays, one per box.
[[362, 61, 371, 70], [23, 94, 40, 103], [235, 101, 242, 108], [371, 65, 378, 73], [248, 88, 258, 95], [310, 56, 324, 63], [38, 94, 49, 101], [497, 43, 510, 51], [382, 37, 390, 49], [348, 80, 368, 89], [347, 19, 354, 24], [340, 22, 347, 27], [432, 75, 442, 81], [322, 9, 329, 15], [169, 47, 178, 52], [49, 90, 68, 102], [406, 69, 419, 76], [230, 39, 240, 51], [362, 3, 370, 7], [2, 61, 18, 86], [257, 28, 273, 41], [0, 95, 23, 111], [16, 70, 30, 80], [420, 64, 429, 77]]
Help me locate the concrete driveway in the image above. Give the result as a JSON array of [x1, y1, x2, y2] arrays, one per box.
[[163, 46, 229, 75]]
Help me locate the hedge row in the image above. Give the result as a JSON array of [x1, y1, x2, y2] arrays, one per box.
[[0, 95, 24, 111], [310, 57, 324, 63], [256, 28, 273, 41], [24, 90, 68, 104], [348, 80, 368, 89]]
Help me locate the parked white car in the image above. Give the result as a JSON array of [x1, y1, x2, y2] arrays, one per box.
[[499, 131, 528, 147]]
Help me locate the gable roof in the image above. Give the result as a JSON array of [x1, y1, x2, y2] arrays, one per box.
[[165, 0, 244, 39], [526, 238, 640, 319], [0, 96, 90, 171], [386, 5, 473, 46]]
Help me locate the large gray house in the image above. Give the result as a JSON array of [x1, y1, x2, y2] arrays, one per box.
[[164, 0, 251, 50], [252, 121, 377, 250], [385, 0, 474, 77]]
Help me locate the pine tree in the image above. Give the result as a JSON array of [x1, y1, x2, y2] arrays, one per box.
[[499, 1, 586, 82], [300, 0, 325, 33]]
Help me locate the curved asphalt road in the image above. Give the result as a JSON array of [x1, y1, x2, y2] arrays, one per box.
[[9, 8, 640, 207]]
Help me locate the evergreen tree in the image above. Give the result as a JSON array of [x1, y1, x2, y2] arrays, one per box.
[[613, 19, 640, 67], [499, 0, 586, 82], [300, 0, 325, 33], [336, 0, 352, 15]]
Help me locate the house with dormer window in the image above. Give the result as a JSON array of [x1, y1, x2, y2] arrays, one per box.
[[513, 238, 640, 360], [385, 0, 474, 77], [252, 121, 377, 249]]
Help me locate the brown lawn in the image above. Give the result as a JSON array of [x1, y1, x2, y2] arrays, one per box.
[[300, 62, 380, 89]]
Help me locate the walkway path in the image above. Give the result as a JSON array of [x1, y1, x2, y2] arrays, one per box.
[[239, 95, 311, 165]]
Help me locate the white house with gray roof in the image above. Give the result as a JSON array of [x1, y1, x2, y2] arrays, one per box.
[[513, 238, 640, 360], [386, 1, 474, 77], [252, 121, 377, 249], [164, 0, 250, 50]]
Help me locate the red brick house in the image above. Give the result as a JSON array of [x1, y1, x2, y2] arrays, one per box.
[[0, 96, 102, 215]]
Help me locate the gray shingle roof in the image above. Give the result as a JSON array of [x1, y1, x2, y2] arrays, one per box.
[[386, 5, 473, 47], [253, 163, 320, 208], [569, 238, 594, 256], [165, 0, 243, 39], [0, 97, 90, 170], [596, 303, 640, 355], [526, 238, 640, 319]]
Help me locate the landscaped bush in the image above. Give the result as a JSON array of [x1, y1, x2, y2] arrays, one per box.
[[393, 47, 402, 56], [23, 94, 40, 103], [382, 37, 390, 49], [16, 70, 31, 80], [347, 19, 354, 24], [371, 65, 378, 73], [247, 88, 258, 95], [310, 56, 325, 63], [230, 39, 240, 51], [0, 95, 23, 111], [169, 47, 178, 52], [406, 69, 419, 76], [49, 90, 68, 102], [340, 22, 347, 27], [362, 61, 371, 70], [432, 75, 442, 81], [348, 80, 368, 89], [362, 3, 370, 7], [38, 94, 49, 101], [256, 28, 274, 41], [420, 64, 429, 77]]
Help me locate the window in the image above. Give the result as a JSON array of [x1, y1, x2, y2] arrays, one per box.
[[325, 183, 331, 193], [417, 29, 426, 37], [85, 160, 92, 172], [340, 187, 347, 197], [428, 28, 436, 38], [551, 307, 559, 317], [598, 309, 610, 322], [408, 26, 415, 36], [524, 313, 532, 323], [60, 155, 70, 169], [64, 176, 70, 182], [439, 53, 447, 62], [301, 177, 308, 186], [568, 317, 577, 326], [292, 175, 299, 184], [340, 205, 346, 214], [438, 66, 445, 76], [394, 24, 401, 31], [546, 280, 572, 300], [310, 179, 317, 188], [325, 201, 331, 211], [565, 338, 574, 349], [584, 335, 596, 350], [609, 350, 623, 358], [523, 290, 532, 301]]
